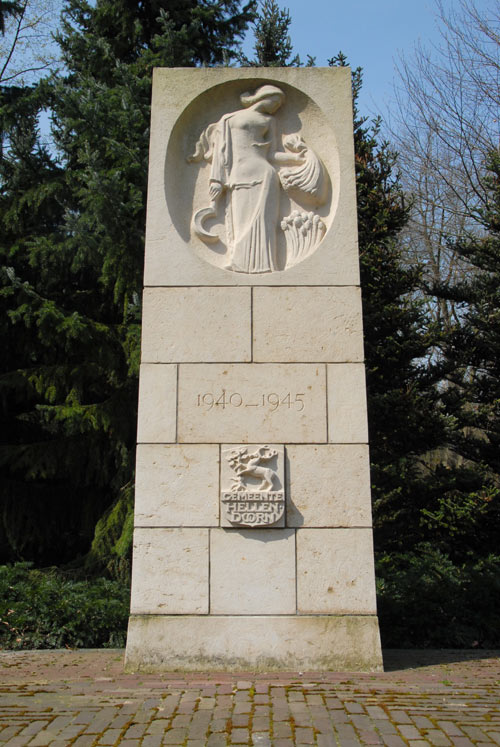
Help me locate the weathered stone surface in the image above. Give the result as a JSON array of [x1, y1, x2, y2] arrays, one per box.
[[253, 286, 364, 362], [135, 444, 219, 527], [286, 444, 372, 527], [125, 615, 383, 671], [296, 528, 378, 614], [210, 528, 296, 614], [141, 287, 251, 363], [130, 528, 209, 614], [136, 364, 176, 444], [327, 363, 369, 443], [177, 363, 327, 443]]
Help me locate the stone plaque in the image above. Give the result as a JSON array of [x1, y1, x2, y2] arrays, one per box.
[[220, 444, 285, 527], [177, 363, 327, 443]]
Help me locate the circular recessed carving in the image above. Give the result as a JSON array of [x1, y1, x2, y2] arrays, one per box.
[[166, 79, 340, 274]]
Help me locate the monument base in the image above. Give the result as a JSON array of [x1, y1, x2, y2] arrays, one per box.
[[125, 615, 383, 672]]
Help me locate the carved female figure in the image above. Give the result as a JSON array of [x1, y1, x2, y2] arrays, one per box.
[[189, 85, 304, 273]]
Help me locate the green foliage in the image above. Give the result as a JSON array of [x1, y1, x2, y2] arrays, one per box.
[[240, 0, 308, 67], [0, 563, 129, 648], [377, 546, 500, 648], [329, 54, 448, 556], [0, 1, 22, 36], [84, 482, 134, 582], [0, 0, 255, 570]]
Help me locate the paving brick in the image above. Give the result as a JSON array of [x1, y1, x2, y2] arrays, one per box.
[[461, 725, 492, 741], [251, 735, 272, 746], [295, 726, 315, 743], [317, 733, 338, 747], [232, 714, 250, 727], [234, 702, 252, 714], [252, 716, 269, 731], [273, 721, 293, 739], [426, 729, 452, 746], [358, 730, 384, 744], [206, 734, 227, 747], [0, 726, 21, 741], [135, 738, 160, 747], [350, 714, 373, 730], [346, 702, 365, 714], [71, 737, 96, 747], [334, 722, 359, 740], [17, 720, 50, 737], [162, 727, 188, 743], [0, 650, 499, 747], [382, 736, 407, 747], [231, 727, 250, 743], [209, 717, 227, 732], [390, 710, 413, 724], [437, 722, 466, 737], [198, 697, 216, 709], [122, 722, 149, 739], [399, 724, 424, 740], [95, 727, 124, 744], [413, 716, 435, 729], [254, 694, 269, 704], [374, 718, 398, 734]]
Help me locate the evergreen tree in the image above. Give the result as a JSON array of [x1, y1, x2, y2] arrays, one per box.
[[240, 0, 313, 67], [329, 54, 447, 555], [0, 0, 255, 572], [0, 1, 22, 35], [434, 150, 500, 556]]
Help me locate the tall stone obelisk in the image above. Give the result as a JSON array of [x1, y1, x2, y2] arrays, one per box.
[[125, 68, 383, 671]]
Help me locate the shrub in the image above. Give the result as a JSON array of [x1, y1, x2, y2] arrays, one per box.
[[376, 545, 500, 648], [0, 563, 130, 649]]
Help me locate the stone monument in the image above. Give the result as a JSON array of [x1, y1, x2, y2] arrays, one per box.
[[124, 68, 383, 672]]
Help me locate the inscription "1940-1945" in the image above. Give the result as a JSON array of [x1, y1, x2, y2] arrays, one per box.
[[197, 390, 305, 412]]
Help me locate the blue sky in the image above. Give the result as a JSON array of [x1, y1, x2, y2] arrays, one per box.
[[241, 0, 481, 117]]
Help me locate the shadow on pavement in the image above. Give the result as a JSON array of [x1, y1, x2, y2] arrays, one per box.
[[382, 648, 500, 671]]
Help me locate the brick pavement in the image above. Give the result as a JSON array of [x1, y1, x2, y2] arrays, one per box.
[[0, 650, 499, 745]]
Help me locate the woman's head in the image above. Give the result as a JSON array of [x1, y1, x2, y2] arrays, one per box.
[[240, 85, 285, 113]]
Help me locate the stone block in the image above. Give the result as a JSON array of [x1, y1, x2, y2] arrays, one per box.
[[177, 363, 327, 443], [210, 528, 296, 614], [286, 445, 372, 527], [144, 67, 359, 287], [124, 614, 383, 671], [135, 444, 219, 527], [253, 287, 364, 362], [136, 363, 176, 443], [327, 363, 369, 443], [141, 287, 251, 363], [130, 528, 209, 614], [296, 528, 377, 614]]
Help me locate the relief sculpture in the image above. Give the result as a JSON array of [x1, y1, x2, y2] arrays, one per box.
[[221, 444, 285, 527], [188, 85, 328, 273]]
